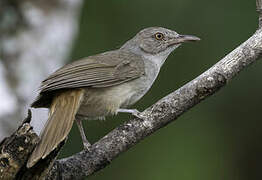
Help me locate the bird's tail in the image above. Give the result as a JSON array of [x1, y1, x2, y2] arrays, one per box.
[[27, 89, 84, 168]]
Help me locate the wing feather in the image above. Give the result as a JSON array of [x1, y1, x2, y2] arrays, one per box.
[[32, 50, 145, 107]]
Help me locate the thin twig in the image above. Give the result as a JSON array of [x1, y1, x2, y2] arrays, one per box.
[[257, 0, 262, 28]]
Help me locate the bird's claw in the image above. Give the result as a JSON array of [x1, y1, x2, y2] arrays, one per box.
[[83, 141, 91, 151], [131, 109, 145, 119]]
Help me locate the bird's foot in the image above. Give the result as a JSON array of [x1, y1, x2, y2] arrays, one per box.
[[130, 109, 144, 119], [117, 109, 145, 120], [83, 141, 91, 151]]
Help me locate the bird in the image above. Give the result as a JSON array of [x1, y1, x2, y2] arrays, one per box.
[[27, 27, 200, 168]]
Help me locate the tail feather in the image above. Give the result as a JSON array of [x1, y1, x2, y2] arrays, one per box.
[[27, 89, 84, 168]]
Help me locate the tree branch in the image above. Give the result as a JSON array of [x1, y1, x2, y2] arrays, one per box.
[[257, 0, 262, 28], [1, 1, 262, 179], [46, 3, 262, 180]]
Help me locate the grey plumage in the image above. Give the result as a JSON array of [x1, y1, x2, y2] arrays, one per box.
[[32, 50, 145, 108], [27, 27, 200, 168]]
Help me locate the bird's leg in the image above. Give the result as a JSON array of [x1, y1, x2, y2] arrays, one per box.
[[117, 109, 144, 119], [75, 117, 91, 150]]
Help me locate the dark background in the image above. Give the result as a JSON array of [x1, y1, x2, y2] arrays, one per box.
[[60, 0, 262, 179]]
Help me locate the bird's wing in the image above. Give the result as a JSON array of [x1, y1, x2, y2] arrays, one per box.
[[40, 50, 145, 92]]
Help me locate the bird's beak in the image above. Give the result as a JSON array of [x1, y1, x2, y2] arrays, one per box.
[[177, 34, 201, 42], [168, 34, 200, 46]]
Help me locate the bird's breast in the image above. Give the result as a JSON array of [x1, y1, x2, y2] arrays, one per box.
[[123, 59, 160, 106], [77, 59, 160, 119]]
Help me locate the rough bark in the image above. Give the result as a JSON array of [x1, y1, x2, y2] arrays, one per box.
[[47, 28, 262, 180], [0, 0, 262, 179], [0, 110, 65, 179]]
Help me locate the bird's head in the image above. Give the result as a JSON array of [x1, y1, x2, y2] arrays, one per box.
[[121, 27, 200, 59]]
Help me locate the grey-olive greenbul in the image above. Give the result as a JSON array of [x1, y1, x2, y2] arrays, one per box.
[[27, 27, 200, 168]]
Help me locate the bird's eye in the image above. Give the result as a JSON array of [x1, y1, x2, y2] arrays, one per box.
[[154, 32, 164, 40]]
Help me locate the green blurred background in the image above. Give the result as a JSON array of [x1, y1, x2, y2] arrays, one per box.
[[60, 0, 262, 179]]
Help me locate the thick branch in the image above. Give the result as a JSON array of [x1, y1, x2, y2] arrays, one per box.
[[0, 110, 65, 179], [1, 1, 262, 179], [46, 26, 262, 180]]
